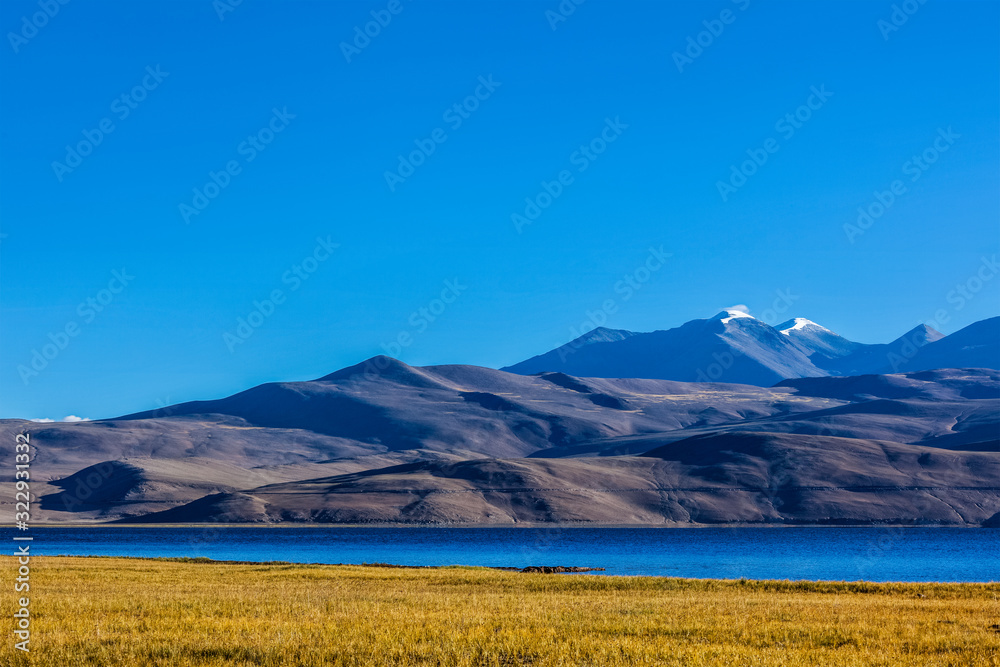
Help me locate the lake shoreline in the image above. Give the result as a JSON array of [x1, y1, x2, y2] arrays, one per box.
[[6, 525, 996, 582], [41, 554, 997, 583], [4, 521, 996, 528]]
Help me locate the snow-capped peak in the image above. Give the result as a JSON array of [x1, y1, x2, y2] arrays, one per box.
[[777, 318, 831, 335], [712, 308, 756, 324]]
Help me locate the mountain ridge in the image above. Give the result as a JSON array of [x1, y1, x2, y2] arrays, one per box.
[[502, 314, 998, 385], [2, 314, 997, 526]]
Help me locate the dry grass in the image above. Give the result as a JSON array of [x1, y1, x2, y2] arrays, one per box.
[[2, 556, 998, 666]]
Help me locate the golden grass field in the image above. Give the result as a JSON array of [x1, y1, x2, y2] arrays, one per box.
[[2, 556, 998, 666]]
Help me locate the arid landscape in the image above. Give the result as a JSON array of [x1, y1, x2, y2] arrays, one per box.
[[4, 316, 997, 526], [3, 1, 998, 665]]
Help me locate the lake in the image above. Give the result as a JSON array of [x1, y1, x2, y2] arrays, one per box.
[[5, 526, 998, 582]]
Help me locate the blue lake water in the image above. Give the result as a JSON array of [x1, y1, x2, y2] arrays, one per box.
[[4, 526, 998, 582]]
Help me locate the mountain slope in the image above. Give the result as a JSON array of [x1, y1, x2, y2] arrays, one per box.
[[777, 318, 862, 360], [821, 324, 945, 376], [3, 359, 997, 525], [123, 432, 1000, 526], [882, 317, 1000, 374], [112, 356, 838, 460]]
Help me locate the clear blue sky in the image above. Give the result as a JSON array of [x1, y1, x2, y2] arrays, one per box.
[[1, 0, 997, 420]]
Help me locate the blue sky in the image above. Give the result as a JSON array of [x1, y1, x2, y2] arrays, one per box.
[[1, 0, 997, 420]]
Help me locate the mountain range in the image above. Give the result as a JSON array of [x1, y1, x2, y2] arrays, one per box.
[[2, 309, 998, 526], [502, 312, 1000, 386]]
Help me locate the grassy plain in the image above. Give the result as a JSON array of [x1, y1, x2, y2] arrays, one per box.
[[2, 556, 998, 666]]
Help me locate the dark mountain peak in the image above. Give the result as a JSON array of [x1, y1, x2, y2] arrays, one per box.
[[317, 356, 448, 389], [895, 323, 945, 347], [573, 326, 636, 345], [499, 328, 636, 375], [318, 355, 402, 379], [881, 317, 999, 374]]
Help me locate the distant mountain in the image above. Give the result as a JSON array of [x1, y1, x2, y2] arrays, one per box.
[[503, 313, 999, 385], [886, 317, 1000, 374], [823, 324, 945, 376], [503, 310, 827, 386]]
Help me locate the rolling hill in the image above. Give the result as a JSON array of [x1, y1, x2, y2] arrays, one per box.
[[1, 357, 996, 525]]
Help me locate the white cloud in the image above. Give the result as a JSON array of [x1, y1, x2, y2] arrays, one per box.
[[29, 415, 89, 423]]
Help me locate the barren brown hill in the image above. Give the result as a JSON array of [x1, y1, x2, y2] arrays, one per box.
[[1, 360, 996, 525], [124, 431, 1000, 525]]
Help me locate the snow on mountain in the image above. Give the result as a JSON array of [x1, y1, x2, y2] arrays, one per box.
[[503, 309, 827, 385], [503, 310, 999, 387], [778, 318, 829, 334], [712, 308, 756, 324], [776, 318, 861, 360]]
